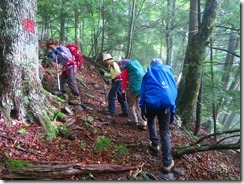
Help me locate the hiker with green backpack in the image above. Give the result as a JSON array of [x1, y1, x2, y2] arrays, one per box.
[[120, 59, 147, 130]]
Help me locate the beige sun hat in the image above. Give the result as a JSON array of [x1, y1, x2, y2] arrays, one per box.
[[103, 53, 113, 61]]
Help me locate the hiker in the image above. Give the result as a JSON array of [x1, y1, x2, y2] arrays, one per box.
[[46, 38, 81, 105], [139, 58, 177, 172], [99, 53, 128, 116], [119, 59, 147, 130]]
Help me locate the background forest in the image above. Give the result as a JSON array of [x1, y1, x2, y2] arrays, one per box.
[[38, 0, 240, 134], [0, 0, 240, 180]]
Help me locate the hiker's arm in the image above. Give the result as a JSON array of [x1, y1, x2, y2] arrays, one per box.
[[54, 48, 70, 60], [139, 79, 146, 110], [104, 63, 120, 79]]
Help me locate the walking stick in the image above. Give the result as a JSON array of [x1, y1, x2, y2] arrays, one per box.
[[56, 56, 61, 91]]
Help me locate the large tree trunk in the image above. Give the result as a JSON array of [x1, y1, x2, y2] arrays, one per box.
[[0, 0, 64, 135], [177, 0, 219, 128]]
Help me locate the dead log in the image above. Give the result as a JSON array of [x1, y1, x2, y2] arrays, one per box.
[[2, 162, 138, 180]]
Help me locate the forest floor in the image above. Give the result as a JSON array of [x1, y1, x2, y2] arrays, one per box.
[[0, 58, 241, 181]]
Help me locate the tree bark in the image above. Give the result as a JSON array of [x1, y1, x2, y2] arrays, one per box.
[[0, 0, 65, 135], [177, 0, 219, 128]]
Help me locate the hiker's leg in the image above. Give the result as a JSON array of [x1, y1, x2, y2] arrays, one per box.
[[135, 95, 147, 127], [116, 82, 128, 115], [127, 91, 137, 122], [158, 108, 172, 166], [108, 81, 120, 114], [67, 67, 80, 96], [146, 109, 160, 146]]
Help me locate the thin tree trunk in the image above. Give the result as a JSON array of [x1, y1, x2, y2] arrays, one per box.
[[59, 0, 66, 43], [126, 0, 136, 59], [194, 0, 201, 135], [210, 38, 217, 141], [216, 33, 239, 120], [74, 7, 79, 44]]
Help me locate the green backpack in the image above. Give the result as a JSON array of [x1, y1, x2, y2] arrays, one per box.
[[125, 59, 145, 95]]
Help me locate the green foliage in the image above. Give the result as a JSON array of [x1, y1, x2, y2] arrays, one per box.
[[16, 144, 22, 149], [6, 160, 32, 170], [23, 96, 29, 105], [79, 141, 86, 148], [46, 131, 57, 141], [58, 125, 70, 138], [18, 128, 26, 134], [115, 144, 129, 155], [95, 136, 111, 151], [84, 122, 93, 129], [185, 129, 199, 140]]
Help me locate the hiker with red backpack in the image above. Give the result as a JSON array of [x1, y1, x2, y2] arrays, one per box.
[[139, 58, 177, 172], [46, 38, 81, 105], [99, 53, 128, 116], [119, 59, 147, 130]]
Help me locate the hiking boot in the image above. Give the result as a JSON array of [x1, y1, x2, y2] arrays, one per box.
[[162, 160, 174, 172], [137, 125, 147, 131], [118, 113, 128, 117], [148, 142, 160, 156], [60, 93, 69, 101], [104, 111, 117, 116], [68, 95, 81, 105], [127, 120, 138, 126]]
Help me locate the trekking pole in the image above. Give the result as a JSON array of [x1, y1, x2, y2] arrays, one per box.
[[98, 69, 108, 107], [56, 56, 61, 91]]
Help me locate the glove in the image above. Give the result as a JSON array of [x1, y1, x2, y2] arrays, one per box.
[[47, 51, 53, 59], [170, 113, 175, 124], [54, 48, 62, 55], [99, 70, 105, 76], [122, 93, 126, 101], [141, 108, 147, 121]]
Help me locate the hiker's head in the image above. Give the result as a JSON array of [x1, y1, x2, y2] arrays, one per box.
[[46, 38, 58, 50], [119, 59, 130, 70], [103, 53, 113, 64], [150, 58, 163, 66]]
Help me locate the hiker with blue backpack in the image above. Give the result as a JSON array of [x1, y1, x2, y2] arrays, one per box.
[[119, 59, 147, 130], [99, 53, 128, 117], [46, 38, 81, 105], [139, 58, 177, 172]]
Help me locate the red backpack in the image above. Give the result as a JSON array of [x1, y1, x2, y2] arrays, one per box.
[[66, 43, 84, 69]]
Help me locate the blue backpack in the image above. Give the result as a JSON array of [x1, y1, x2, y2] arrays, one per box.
[[141, 64, 177, 112]]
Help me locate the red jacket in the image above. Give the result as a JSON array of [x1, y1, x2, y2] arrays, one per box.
[[121, 69, 129, 92]]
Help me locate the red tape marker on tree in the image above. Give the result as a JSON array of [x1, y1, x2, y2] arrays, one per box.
[[22, 18, 35, 33]]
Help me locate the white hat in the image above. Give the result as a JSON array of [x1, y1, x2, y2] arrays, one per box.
[[103, 53, 113, 61]]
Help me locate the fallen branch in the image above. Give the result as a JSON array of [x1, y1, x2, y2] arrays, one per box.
[[2, 162, 138, 180], [173, 141, 240, 158]]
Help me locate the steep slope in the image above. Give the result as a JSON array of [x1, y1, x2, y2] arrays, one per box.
[[0, 58, 240, 180]]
